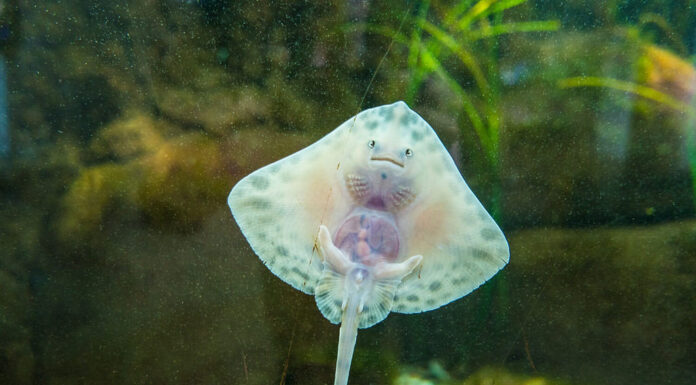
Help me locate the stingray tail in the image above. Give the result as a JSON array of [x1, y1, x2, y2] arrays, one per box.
[[334, 287, 361, 385]]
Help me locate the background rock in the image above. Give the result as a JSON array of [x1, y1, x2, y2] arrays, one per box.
[[1, 1, 694, 385]]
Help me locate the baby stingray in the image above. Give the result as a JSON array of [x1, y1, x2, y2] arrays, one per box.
[[228, 101, 509, 385]]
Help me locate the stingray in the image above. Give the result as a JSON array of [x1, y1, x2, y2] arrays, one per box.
[[228, 101, 509, 385]]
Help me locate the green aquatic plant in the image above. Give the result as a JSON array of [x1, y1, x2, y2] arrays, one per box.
[[356, 0, 558, 218], [382, 2, 555, 351], [413, 0, 558, 164], [558, 76, 695, 115], [350, 0, 558, 370]]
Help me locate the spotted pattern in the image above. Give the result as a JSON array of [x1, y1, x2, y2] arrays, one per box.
[[228, 100, 509, 327], [249, 175, 270, 191], [244, 197, 271, 210], [411, 130, 424, 142], [378, 105, 395, 120], [268, 164, 281, 174], [480, 227, 500, 241]]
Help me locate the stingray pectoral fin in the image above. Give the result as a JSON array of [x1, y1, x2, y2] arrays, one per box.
[[315, 263, 345, 324], [373, 254, 422, 280]]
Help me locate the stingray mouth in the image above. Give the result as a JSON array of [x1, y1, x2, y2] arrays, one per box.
[[370, 156, 404, 168]]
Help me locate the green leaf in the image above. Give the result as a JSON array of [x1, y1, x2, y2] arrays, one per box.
[[419, 46, 438, 72], [558, 76, 695, 116], [457, 0, 532, 31], [420, 20, 491, 97], [342, 23, 409, 45], [489, 0, 528, 14], [443, 0, 476, 26], [408, 1, 431, 73], [456, 0, 497, 30], [469, 20, 560, 40], [418, 44, 497, 162]]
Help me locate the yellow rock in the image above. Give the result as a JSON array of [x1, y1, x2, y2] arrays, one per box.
[[640, 45, 696, 104], [89, 112, 165, 162]]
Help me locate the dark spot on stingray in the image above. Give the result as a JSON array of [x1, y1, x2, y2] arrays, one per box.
[[268, 164, 281, 174], [429, 281, 442, 292], [249, 175, 269, 191], [426, 299, 436, 306], [379, 106, 394, 120], [399, 112, 416, 127], [279, 267, 289, 276], [334, 300, 342, 308], [406, 294, 419, 302], [411, 129, 423, 142], [276, 245, 288, 257], [381, 172, 387, 180], [481, 228, 499, 241], [470, 248, 492, 259], [255, 216, 273, 226], [245, 197, 270, 210], [291, 267, 310, 281], [366, 120, 378, 131]]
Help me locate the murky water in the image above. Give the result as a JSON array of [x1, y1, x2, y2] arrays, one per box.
[[0, 1, 694, 385]]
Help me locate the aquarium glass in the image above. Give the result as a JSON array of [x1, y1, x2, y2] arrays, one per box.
[[0, 1, 694, 385]]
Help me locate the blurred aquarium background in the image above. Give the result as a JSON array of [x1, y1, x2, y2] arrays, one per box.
[[0, 0, 695, 384]]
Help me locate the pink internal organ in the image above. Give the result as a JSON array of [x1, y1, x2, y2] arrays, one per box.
[[334, 214, 399, 265]]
